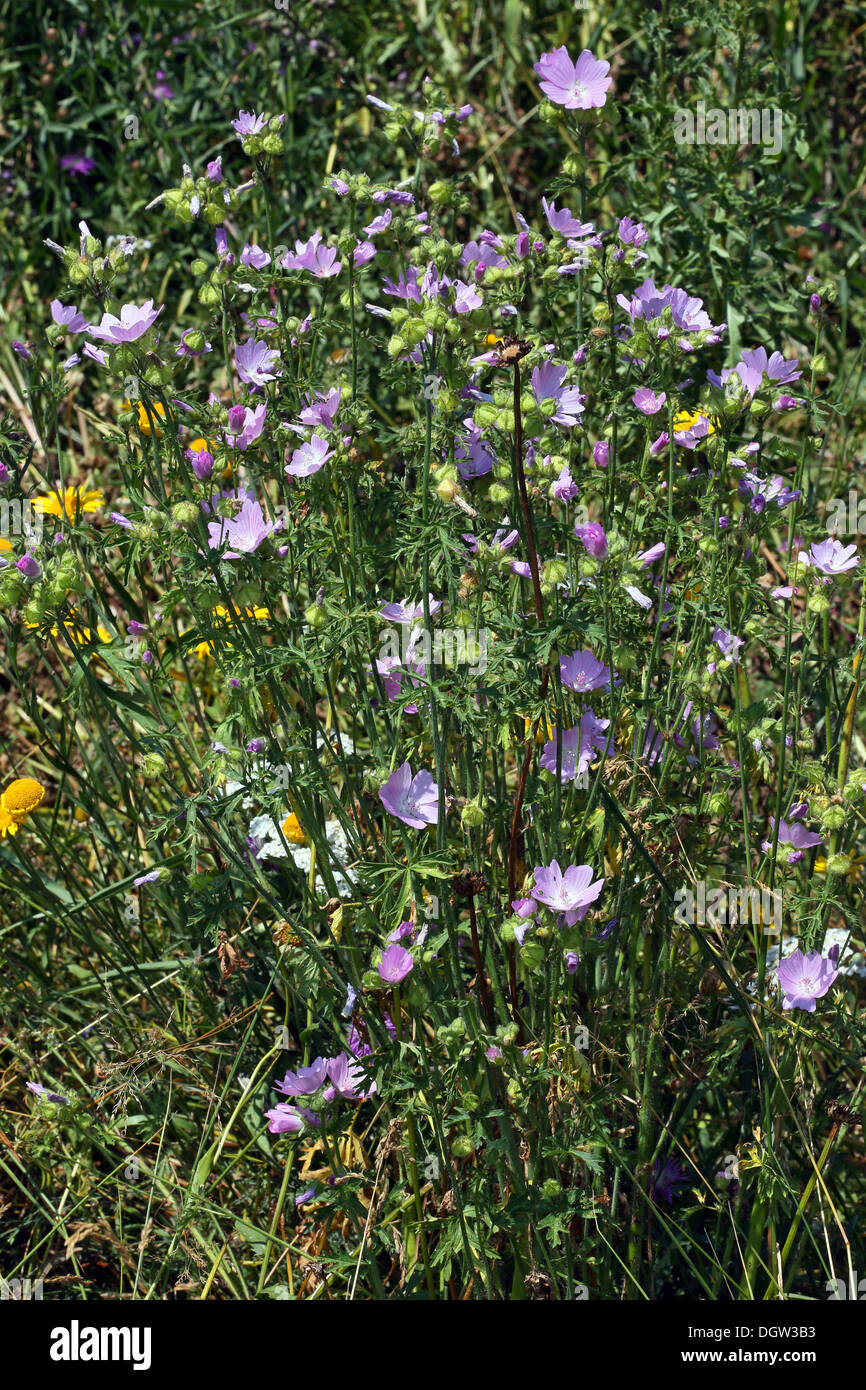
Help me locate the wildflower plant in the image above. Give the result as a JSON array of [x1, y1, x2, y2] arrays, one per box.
[[0, 1, 865, 1308]]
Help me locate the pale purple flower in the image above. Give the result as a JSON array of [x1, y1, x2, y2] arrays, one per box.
[[286, 434, 333, 477], [379, 595, 442, 624], [633, 387, 667, 415], [673, 413, 713, 449], [534, 46, 612, 109], [618, 217, 649, 248], [16, 553, 41, 579], [761, 817, 823, 865], [88, 299, 162, 343], [531, 859, 605, 925], [207, 495, 275, 557], [551, 463, 578, 500], [50, 300, 87, 333], [379, 762, 439, 829], [224, 402, 267, 451], [531, 361, 584, 426], [265, 1103, 305, 1134], [364, 209, 392, 236], [574, 521, 607, 557], [26, 1081, 69, 1104], [235, 338, 281, 386], [540, 710, 610, 783], [802, 538, 859, 576], [241, 243, 272, 269], [560, 648, 611, 693], [231, 109, 268, 136], [325, 1052, 377, 1100], [777, 948, 838, 1012], [378, 942, 414, 983], [354, 239, 377, 266], [542, 198, 593, 239], [61, 154, 96, 175], [512, 897, 537, 918], [733, 347, 802, 397], [295, 388, 341, 433], [280, 231, 341, 278], [617, 278, 721, 337], [712, 626, 743, 663], [456, 421, 495, 479], [275, 1058, 328, 1097], [637, 541, 666, 566], [624, 584, 653, 610], [593, 440, 610, 468]]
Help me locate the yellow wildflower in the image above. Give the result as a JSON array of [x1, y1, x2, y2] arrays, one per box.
[[34, 486, 104, 521], [0, 777, 45, 836], [121, 399, 171, 436], [281, 812, 306, 846]]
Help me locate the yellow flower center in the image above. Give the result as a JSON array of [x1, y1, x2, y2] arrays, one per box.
[[1, 777, 45, 818]]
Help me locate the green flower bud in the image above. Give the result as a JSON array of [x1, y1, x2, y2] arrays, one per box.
[[460, 799, 485, 829], [487, 482, 510, 506], [387, 334, 407, 359], [451, 1136, 474, 1159], [562, 154, 587, 177], [428, 180, 451, 205], [141, 752, 166, 778], [198, 284, 221, 308], [261, 133, 283, 155], [171, 502, 200, 526], [807, 591, 830, 614], [305, 603, 328, 629], [820, 804, 846, 832], [826, 853, 851, 877]]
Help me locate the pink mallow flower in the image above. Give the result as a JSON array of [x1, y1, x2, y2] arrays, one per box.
[[207, 495, 275, 557], [533, 46, 612, 110], [574, 521, 608, 558], [378, 762, 440, 829], [88, 299, 162, 343], [378, 942, 414, 983], [800, 538, 859, 576], [285, 434, 333, 477], [531, 859, 605, 926], [777, 947, 838, 1013], [761, 817, 823, 865], [235, 337, 281, 386], [560, 648, 611, 693]]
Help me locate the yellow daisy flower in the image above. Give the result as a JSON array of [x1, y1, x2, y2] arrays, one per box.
[[34, 486, 104, 522], [0, 777, 45, 835], [189, 603, 270, 659]]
